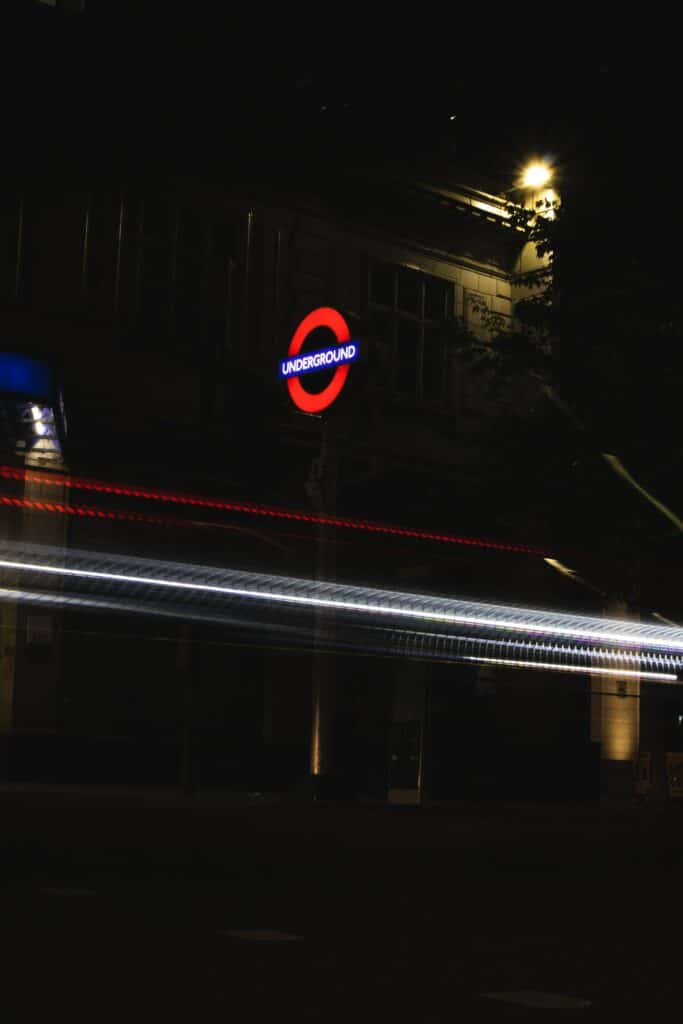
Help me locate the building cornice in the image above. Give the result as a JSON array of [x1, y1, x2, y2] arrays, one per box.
[[282, 198, 516, 282]]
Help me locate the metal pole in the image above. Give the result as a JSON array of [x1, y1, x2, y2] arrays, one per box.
[[80, 191, 91, 298], [176, 623, 194, 797], [307, 422, 336, 795], [418, 676, 430, 805], [243, 209, 253, 357], [14, 197, 24, 301]]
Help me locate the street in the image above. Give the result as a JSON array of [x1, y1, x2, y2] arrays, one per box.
[[1, 790, 681, 1018]]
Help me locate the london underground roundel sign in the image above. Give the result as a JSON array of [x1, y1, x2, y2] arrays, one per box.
[[279, 307, 359, 414]]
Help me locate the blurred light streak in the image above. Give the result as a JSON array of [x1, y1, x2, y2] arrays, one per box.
[[544, 557, 605, 596], [1, 585, 679, 679], [388, 627, 681, 675], [0, 541, 682, 667], [464, 656, 676, 682], [0, 495, 289, 549], [602, 453, 683, 533], [0, 578, 679, 682], [654, 611, 680, 628], [0, 494, 172, 526], [0, 464, 544, 554]]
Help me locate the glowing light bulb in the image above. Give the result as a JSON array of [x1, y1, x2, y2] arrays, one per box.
[[522, 162, 552, 188]]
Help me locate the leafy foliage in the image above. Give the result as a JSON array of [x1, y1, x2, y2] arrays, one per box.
[[445, 196, 557, 392], [446, 188, 683, 474]]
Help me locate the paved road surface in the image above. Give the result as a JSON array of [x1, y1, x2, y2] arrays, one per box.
[[1, 789, 681, 1019]]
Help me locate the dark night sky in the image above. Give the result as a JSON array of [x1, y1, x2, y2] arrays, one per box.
[[6, 6, 679, 197]]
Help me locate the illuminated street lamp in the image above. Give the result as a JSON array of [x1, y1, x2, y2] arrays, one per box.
[[522, 161, 552, 188], [512, 161, 558, 217]]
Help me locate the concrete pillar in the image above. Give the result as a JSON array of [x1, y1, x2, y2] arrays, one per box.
[[591, 600, 640, 798], [0, 601, 17, 734], [0, 471, 68, 736]]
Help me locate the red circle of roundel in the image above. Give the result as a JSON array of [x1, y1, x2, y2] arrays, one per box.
[[286, 307, 352, 414]]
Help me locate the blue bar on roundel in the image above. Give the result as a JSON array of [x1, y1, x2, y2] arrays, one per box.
[[279, 342, 360, 379]]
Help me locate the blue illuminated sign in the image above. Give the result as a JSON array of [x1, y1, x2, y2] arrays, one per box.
[[279, 341, 359, 380], [0, 353, 53, 400], [0, 353, 65, 462]]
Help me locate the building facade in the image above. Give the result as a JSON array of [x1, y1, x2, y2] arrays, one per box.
[[1, 158, 676, 801]]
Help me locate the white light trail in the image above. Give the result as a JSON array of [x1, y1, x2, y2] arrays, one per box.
[[465, 656, 677, 682], [387, 625, 681, 674], [0, 576, 680, 683], [1, 542, 682, 665]]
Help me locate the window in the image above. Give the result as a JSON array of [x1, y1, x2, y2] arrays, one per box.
[[105, 193, 239, 354], [368, 262, 453, 402], [0, 195, 23, 302], [13, 190, 88, 309]]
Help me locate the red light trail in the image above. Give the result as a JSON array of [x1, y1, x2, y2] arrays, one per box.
[[0, 464, 545, 555], [0, 494, 174, 527]]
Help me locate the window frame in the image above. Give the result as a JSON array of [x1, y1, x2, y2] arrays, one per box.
[[367, 260, 454, 406]]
